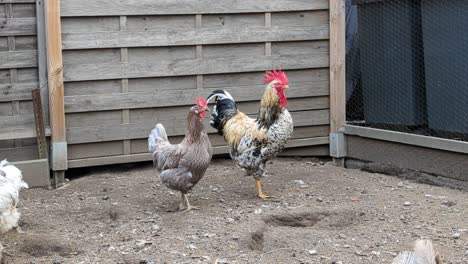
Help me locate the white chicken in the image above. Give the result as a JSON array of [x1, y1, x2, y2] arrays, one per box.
[[0, 160, 28, 259]]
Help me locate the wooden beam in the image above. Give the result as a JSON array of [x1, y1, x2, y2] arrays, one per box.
[[329, 0, 346, 162], [61, 25, 329, 50], [60, 0, 329, 17], [344, 125, 468, 155], [329, 0, 346, 133], [46, 0, 67, 176]]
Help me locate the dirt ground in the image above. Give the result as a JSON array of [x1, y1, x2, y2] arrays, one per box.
[[2, 157, 468, 264]]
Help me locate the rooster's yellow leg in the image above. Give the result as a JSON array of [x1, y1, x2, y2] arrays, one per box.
[[255, 179, 272, 200]]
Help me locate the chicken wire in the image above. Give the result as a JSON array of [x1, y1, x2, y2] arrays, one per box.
[[346, 0, 468, 142]]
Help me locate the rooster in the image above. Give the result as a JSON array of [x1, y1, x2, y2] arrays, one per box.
[[148, 98, 212, 212], [206, 69, 293, 199], [0, 160, 29, 259], [392, 240, 443, 264]]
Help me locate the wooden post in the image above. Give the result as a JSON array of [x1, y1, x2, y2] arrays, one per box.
[[329, 0, 347, 166], [45, 0, 67, 187]]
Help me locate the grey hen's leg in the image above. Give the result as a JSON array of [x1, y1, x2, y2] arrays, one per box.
[[159, 167, 194, 211]]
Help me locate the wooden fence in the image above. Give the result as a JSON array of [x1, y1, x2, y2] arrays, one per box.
[[0, 0, 49, 186], [59, 0, 333, 169], [0, 0, 345, 187]]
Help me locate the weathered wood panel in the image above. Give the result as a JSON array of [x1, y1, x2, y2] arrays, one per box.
[[63, 53, 329, 82], [66, 110, 330, 144], [62, 26, 329, 50], [61, 0, 329, 17], [67, 137, 329, 168]]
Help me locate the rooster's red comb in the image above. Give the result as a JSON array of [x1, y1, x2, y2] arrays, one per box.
[[263, 69, 288, 85], [195, 97, 208, 108]]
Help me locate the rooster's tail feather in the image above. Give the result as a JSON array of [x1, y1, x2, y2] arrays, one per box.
[[148, 124, 168, 153], [206, 90, 237, 135]]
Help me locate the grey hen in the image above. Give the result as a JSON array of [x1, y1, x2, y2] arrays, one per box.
[[148, 98, 212, 212]]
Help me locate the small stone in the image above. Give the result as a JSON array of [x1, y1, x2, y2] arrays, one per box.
[[403, 201, 411, 206], [152, 225, 161, 231], [397, 182, 404, 188], [294, 180, 305, 185], [188, 244, 197, 250], [202, 256, 211, 261], [371, 251, 380, 256], [319, 161, 325, 165], [204, 233, 216, 238], [464, 250, 468, 256], [338, 234, 347, 239], [226, 217, 235, 223], [254, 209, 262, 214], [415, 225, 422, 229], [232, 235, 240, 241], [308, 249, 318, 255], [102, 196, 109, 200], [343, 244, 351, 248], [452, 233, 461, 239], [316, 197, 323, 202]]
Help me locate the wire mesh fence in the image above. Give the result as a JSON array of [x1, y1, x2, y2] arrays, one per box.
[[346, 0, 468, 142]]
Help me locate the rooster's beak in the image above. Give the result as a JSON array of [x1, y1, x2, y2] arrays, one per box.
[[283, 85, 289, 89], [205, 108, 210, 112]]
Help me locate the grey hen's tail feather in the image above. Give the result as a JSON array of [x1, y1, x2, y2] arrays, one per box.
[[148, 123, 168, 153], [206, 90, 238, 135]]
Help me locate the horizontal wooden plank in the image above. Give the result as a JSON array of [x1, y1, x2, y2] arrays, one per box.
[[0, 0, 36, 3], [0, 82, 37, 102], [61, 0, 329, 17], [66, 109, 329, 144], [66, 97, 328, 127], [279, 144, 329, 156], [0, 114, 34, 127], [63, 53, 329, 82], [0, 126, 50, 140], [64, 80, 329, 113], [62, 25, 329, 50], [130, 125, 330, 153], [344, 125, 468, 155], [0, 50, 38, 69], [0, 127, 35, 140], [0, 18, 36, 36], [67, 137, 329, 168]]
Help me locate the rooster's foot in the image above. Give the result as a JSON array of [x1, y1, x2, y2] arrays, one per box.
[[255, 179, 276, 200]]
